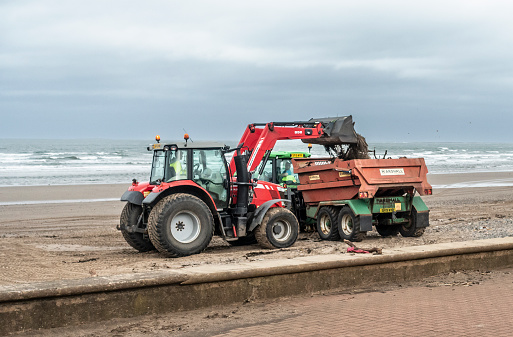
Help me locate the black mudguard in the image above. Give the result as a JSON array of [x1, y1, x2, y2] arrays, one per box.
[[247, 199, 292, 232], [359, 215, 373, 231], [142, 192, 161, 205], [415, 210, 430, 228], [120, 190, 144, 205]]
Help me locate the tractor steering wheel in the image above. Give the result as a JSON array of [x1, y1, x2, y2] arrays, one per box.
[[193, 163, 201, 176]]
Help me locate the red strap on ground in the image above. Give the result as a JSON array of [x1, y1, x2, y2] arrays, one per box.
[[347, 247, 371, 254]]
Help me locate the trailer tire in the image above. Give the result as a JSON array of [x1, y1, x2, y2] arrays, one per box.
[[400, 207, 425, 237], [255, 207, 299, 249], [337, 207, 366, 242], [148, 193, 214, 257], [316, 206, 341, 241], [376, 224, 400, 237], [227, 234, 257, 246], [120, 202, 155, 252]]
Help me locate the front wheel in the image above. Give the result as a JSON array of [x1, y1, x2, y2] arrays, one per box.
[[148, 194, 214, 257], [120, 202, 155, 252], [337, 207, 366, 242], [255, 208, 299, 249]]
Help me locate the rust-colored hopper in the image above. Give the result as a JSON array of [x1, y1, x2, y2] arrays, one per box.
[[293, 157, 432, 203]]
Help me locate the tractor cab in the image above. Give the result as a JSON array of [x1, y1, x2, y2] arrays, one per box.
[[257, 151, 311, 188], [147, 140, 231, 209]]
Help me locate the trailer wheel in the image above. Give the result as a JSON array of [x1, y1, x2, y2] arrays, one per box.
[[316, 207, 341, 241], [337, 207, 366, 242], [148, 193, 214, 257], [255, 207, 299, 249], [120, 202, 155, 252], [376, 224, 400, 237], [400, 207, 425, 237]]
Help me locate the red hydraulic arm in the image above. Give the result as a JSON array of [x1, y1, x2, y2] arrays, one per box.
[[229, 121, 327, 175]]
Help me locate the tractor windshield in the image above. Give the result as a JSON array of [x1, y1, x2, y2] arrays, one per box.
[[150, 150, 166, 184], [150, 149, 188, 184], [259, 159, 274, 183], [258, 157, 299, 185]]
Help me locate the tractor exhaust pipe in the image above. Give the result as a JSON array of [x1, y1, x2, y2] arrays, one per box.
[[233, 154, 249, 215], [233, 154, 250, 237]]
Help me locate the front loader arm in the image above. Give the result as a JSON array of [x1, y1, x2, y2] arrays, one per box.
[[245, 123, 325, 173], [229, 121, 325, 175], [229, 116, 358, 178]]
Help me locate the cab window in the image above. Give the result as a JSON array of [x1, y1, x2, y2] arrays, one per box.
[[150, 150, 166, 184], [165, 149, 187, 182], [192, 149, 229, 208], [259, 159, 274, 183]]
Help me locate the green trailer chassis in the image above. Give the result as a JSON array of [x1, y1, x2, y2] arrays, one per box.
[[305, 196, 429, 231]]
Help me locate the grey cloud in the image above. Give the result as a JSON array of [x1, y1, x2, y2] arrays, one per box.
[[1, 1, 512, 141]]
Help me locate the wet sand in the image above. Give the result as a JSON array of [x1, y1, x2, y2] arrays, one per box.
[[1, 172, 513, 286], [429, 171, 513, 188], [1, 171, 513, 203], [0, 183, 128, 203]]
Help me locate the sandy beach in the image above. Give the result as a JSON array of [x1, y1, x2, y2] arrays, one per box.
[[1, 172, 513, 286]]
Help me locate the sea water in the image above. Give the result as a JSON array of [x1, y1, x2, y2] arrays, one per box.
[[1, 139, 513, 187]]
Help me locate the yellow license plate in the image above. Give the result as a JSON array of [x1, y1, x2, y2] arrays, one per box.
[[380, 208, 395, 213], [291, 153, 304, 158]]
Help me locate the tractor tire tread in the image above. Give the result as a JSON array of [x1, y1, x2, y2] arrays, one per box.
[[120, 202, 155, 252], [255, 208, 278, 249], [316, 206, 341, 241], [255, 207, 299, 249], [399, 206, 426, 238], [148, 193, 214, 257], [353, 231, 367, 242], [338, 207, 366, 242]]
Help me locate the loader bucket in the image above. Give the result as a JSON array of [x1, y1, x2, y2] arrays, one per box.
[[302, 116, 358, 146]]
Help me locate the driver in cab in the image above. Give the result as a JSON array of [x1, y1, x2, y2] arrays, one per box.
[[168, 152, 184, 181], [279, 161, 296, 184]]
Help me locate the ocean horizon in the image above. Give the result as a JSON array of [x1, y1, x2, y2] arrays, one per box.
[[1, 139, 513, 187]]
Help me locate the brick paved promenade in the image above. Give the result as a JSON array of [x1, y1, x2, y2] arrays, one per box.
[[11, 269, 513, 336], [213, 271, 513, 337]]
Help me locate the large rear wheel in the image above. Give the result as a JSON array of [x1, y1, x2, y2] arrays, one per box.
[[120, 202, 155, 252], [255, 208, 299, 249], [337, 206, 366, 242], [148, 194, 214, 257], [316, 206, 340, 241]]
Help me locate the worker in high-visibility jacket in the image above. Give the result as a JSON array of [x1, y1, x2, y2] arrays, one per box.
[[280, 161, 296, 184], [168, 152, 184, 180]]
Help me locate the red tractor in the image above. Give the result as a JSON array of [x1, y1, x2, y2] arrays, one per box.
[[119, 117, 356, 257]]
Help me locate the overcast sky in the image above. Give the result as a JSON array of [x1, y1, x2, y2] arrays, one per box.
[[1, 1, 512, 142]]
